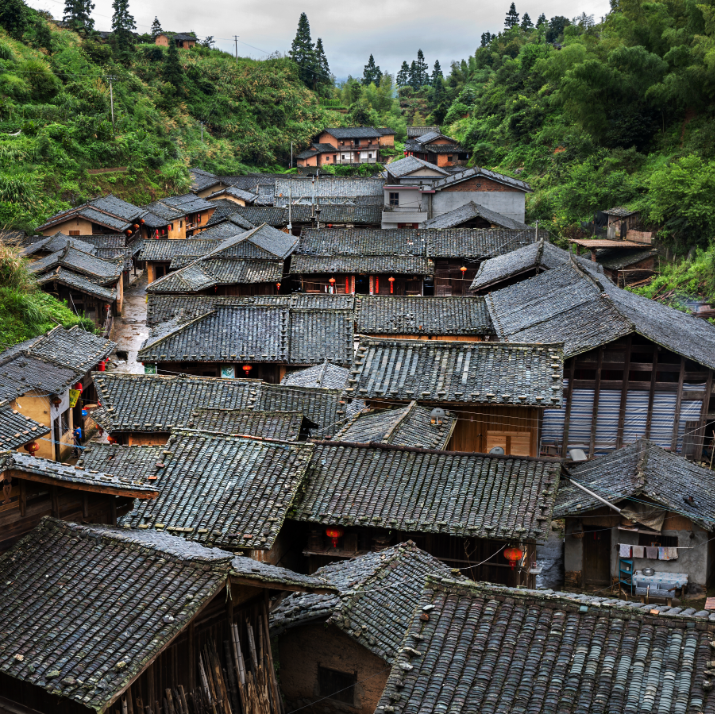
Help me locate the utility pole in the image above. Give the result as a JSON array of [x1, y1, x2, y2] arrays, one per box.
[[287, 185, 292, 232], [107, 75, 116, 132], [234, 36, 239, 59], [290, 141, 293, 169]]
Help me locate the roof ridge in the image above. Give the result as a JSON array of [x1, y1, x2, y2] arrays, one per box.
[[169, 427, 315, 449], [381, 401, 416, 443]]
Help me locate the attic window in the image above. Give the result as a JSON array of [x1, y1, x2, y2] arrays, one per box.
[[318, 666, 356, 705]]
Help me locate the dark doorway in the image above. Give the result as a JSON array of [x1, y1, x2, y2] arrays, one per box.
[[355, 276, 369, 295], [583, 525, 611, 586]]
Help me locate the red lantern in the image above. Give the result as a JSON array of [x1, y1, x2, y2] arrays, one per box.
[[24, 441, 40, 455], [242, 364, 252, 376], [97, 360, 106, 372], [107, 435, 116, 444], [460, 266, 467, 276], [325, 526, 345, 548], [276, 282, 281, 291], [504, 546, 524, 569], [345, 277, 350, 294], [74, 382, 83, 394], [388, 276, 395, 294], [375, 277, 379, 293]]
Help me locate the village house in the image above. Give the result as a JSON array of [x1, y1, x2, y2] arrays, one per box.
[[290, 440, 560, 585], [143, 224, 297, 294], [555, 438, 715, 594], [483, 258, 715, 460], [0, 517, 332, 714], [270, 543, 459, 714], [36, 195, 146, 242], [403, 129, 469, 167], [137, 301, 354, 382], [296, 127, 393, 167], [90, 372, 358, 444], [0, 327, 115, 460], [141, 237, 223, 284], [189, 168, 282, 203], [343, 337, 564, 455], [381, 158, 531, 229], [273, 176, 385, 207], [0, 453, 157, 553], [205, 185, 258, 205], [154, 31, 196, 47], [142, 194, 216, 240], [376, 576, 715, 714], [27, 244, 125, 327]]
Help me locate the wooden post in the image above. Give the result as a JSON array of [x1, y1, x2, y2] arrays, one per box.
[[696, 369, 713, 462], [616, 337, 632, 448], [670, 356, 686, 452], [188, 623, 196, 692], [560, 358, 577, 457], [19, 480, 26, 517], [110, 498, 117, 526], [588, 347, 604, 458], [83, 492, 89, 519], [147, 664, 155, 707], [645, 348, 659, 439], [51, 486, 59, 518]]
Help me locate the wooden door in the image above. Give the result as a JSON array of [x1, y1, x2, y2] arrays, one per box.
[[582, 525, 611, 586]]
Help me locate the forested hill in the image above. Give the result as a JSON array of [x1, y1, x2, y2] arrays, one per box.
[[0, 6, 336, 230], [409, 2, 715, 265]]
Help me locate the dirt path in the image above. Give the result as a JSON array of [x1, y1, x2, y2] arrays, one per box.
[[110, 272, 149, 375]]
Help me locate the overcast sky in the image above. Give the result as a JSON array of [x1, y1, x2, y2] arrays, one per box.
[[27, 0, 611, 80]]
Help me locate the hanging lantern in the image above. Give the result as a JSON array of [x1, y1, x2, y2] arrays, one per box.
[[107, 435, 116, 444], [74, 382, 83, 394], [242, 364, 253, 376], [24, 441, 40, 455], [460, 266, 467, 276], [504, 546, 524, 569], [325, 526, 345, 548], [388, 276, 395, 294], [51, 396, 62, 407], [375, 277, 379, 293], [345, 277, 350, 294], [97, 360, 106, 372], [276, 282, 281, 291]]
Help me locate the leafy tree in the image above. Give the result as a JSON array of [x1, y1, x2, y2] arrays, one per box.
[[521, 12, 533, 30], [33, 16, 53, 52], [362, 54, 382, 86], [163, 37, 183, 92], [545, 15, 570, 42], [289, 12, 318, 88], [431, 60, 443, 85], [396, 61, 410, 86], [536, 13, 547, 26], [200, 36, 214, 48], [63, 0, 94, 32], [504, 3, 519, 28], [481, 32, 493, 47], [111, 0, 136, 55], [150, 16, 162, 36], [0, 0, 27, 40], [415, 49, 429, 86]]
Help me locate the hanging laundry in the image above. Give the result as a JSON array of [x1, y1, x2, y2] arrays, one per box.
[[632, 545, 645, 558], [658, 547, 667, 560], [646, 546, 658, 559], [666, 546, 678, 560], [619, 544, 632, 558]]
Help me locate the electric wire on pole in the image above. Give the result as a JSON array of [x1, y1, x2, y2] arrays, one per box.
[[106, 75, 116, 132], [234, 36, 239, 59]]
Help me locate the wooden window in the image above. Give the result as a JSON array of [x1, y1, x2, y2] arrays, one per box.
[[389, 192, 399, 207], [486, 430, 531, 456], [318, 666, 355, 705], [69, 230, 80, 236], [448, 155, 453, 162]]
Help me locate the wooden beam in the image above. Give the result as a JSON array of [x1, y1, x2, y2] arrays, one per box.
[[696, 369, 714, 462], [588, 347, 604, 458], [644, 349, 659, 439], [7, 470, 158, 500], [616, 336, 632, 449], [229, 576, 335, 594], [670, 356, 686, 452], [561, 358, 577, 458]]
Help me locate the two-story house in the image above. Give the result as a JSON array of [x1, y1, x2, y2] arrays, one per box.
[[296, 128, 392, 167]]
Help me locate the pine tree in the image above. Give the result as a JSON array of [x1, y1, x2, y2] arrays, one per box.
[[63, 0, 95, 32], [362, 54, 382, 86], [150, 16, 162, 36], [415, 49, 429, 86], [480, 31, 492, 47], [409, 60, 419, 89], [111, 0, 135, 54], [504, 2, 519, 28], [431, 60, 443, 85], [521, 12, 533, 30], [289, 13, 318, 88], [163, 38, 183, 91], [396, 61, 410, 87], [0, 0, 28, 39], [315, 38, 330, 82], [536, 13, 547, 27]]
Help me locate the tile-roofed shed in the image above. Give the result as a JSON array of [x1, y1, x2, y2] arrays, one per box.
[[121, 429, 314, 551], [271, 542, 460, 662], [554, 439, 715, 530], [294, 442, 561, 542], [377, 576, 715, 714], [344, 337, 564, 407], [334, 401, 456, 449], [36, 268, 118, 301], [0, 406, 50, 450], [28, 245, 123, 283], [90, 373, 259, 433], [356, 295, 493, 336]]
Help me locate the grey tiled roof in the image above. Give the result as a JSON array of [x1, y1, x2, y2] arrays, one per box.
[[407, 126, 440, 138], [146, 294, 291, 326], [596, 247, 658, 270], [161, 193, 215, 214], [290, 254, 433, 275], [141, 200, 185, 226], [0, 326, 115, 404], [77, 443, 165, 480], [0, 518, 232, 711], [432, 166, 532, 193], [78, 234, 127, 250], [28, 245, 123, 283], [208, 186, 258, 202], [0, 451, 158, 496], [385, 155, 448, 178], [356, 296, 493, 335], [344, 337, 564, 407], [487, 262, 715, 368], [145, 259, 282, 293], [294, 442, 561, 542], [274, 177, 384, 201], [91, 373, 259, 433], [230, 554, 333, 591], [140, 239, 221, 262], [427, 227, 537, 258], [334, 401, 456, 449], [187, 408, 308, 440], [271, 542, 459, 662], [37, 195, 144, 232], [323, 127, 383, 139], [421, 201, 529, 230], [139, 304, 354, 366], [282, 361, 350, 390], [554, 439, 715, 530], [231, 204, 382, 226], [377, 576, 715, 714], [190, 168, 222, 192], [121, 429, 314, 551], [20, 232, 97, 257], [207, 211, 256, 231], [0, 405, 50, 450], [36, 267, 118, 301], [603, 206, 637, 217]]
